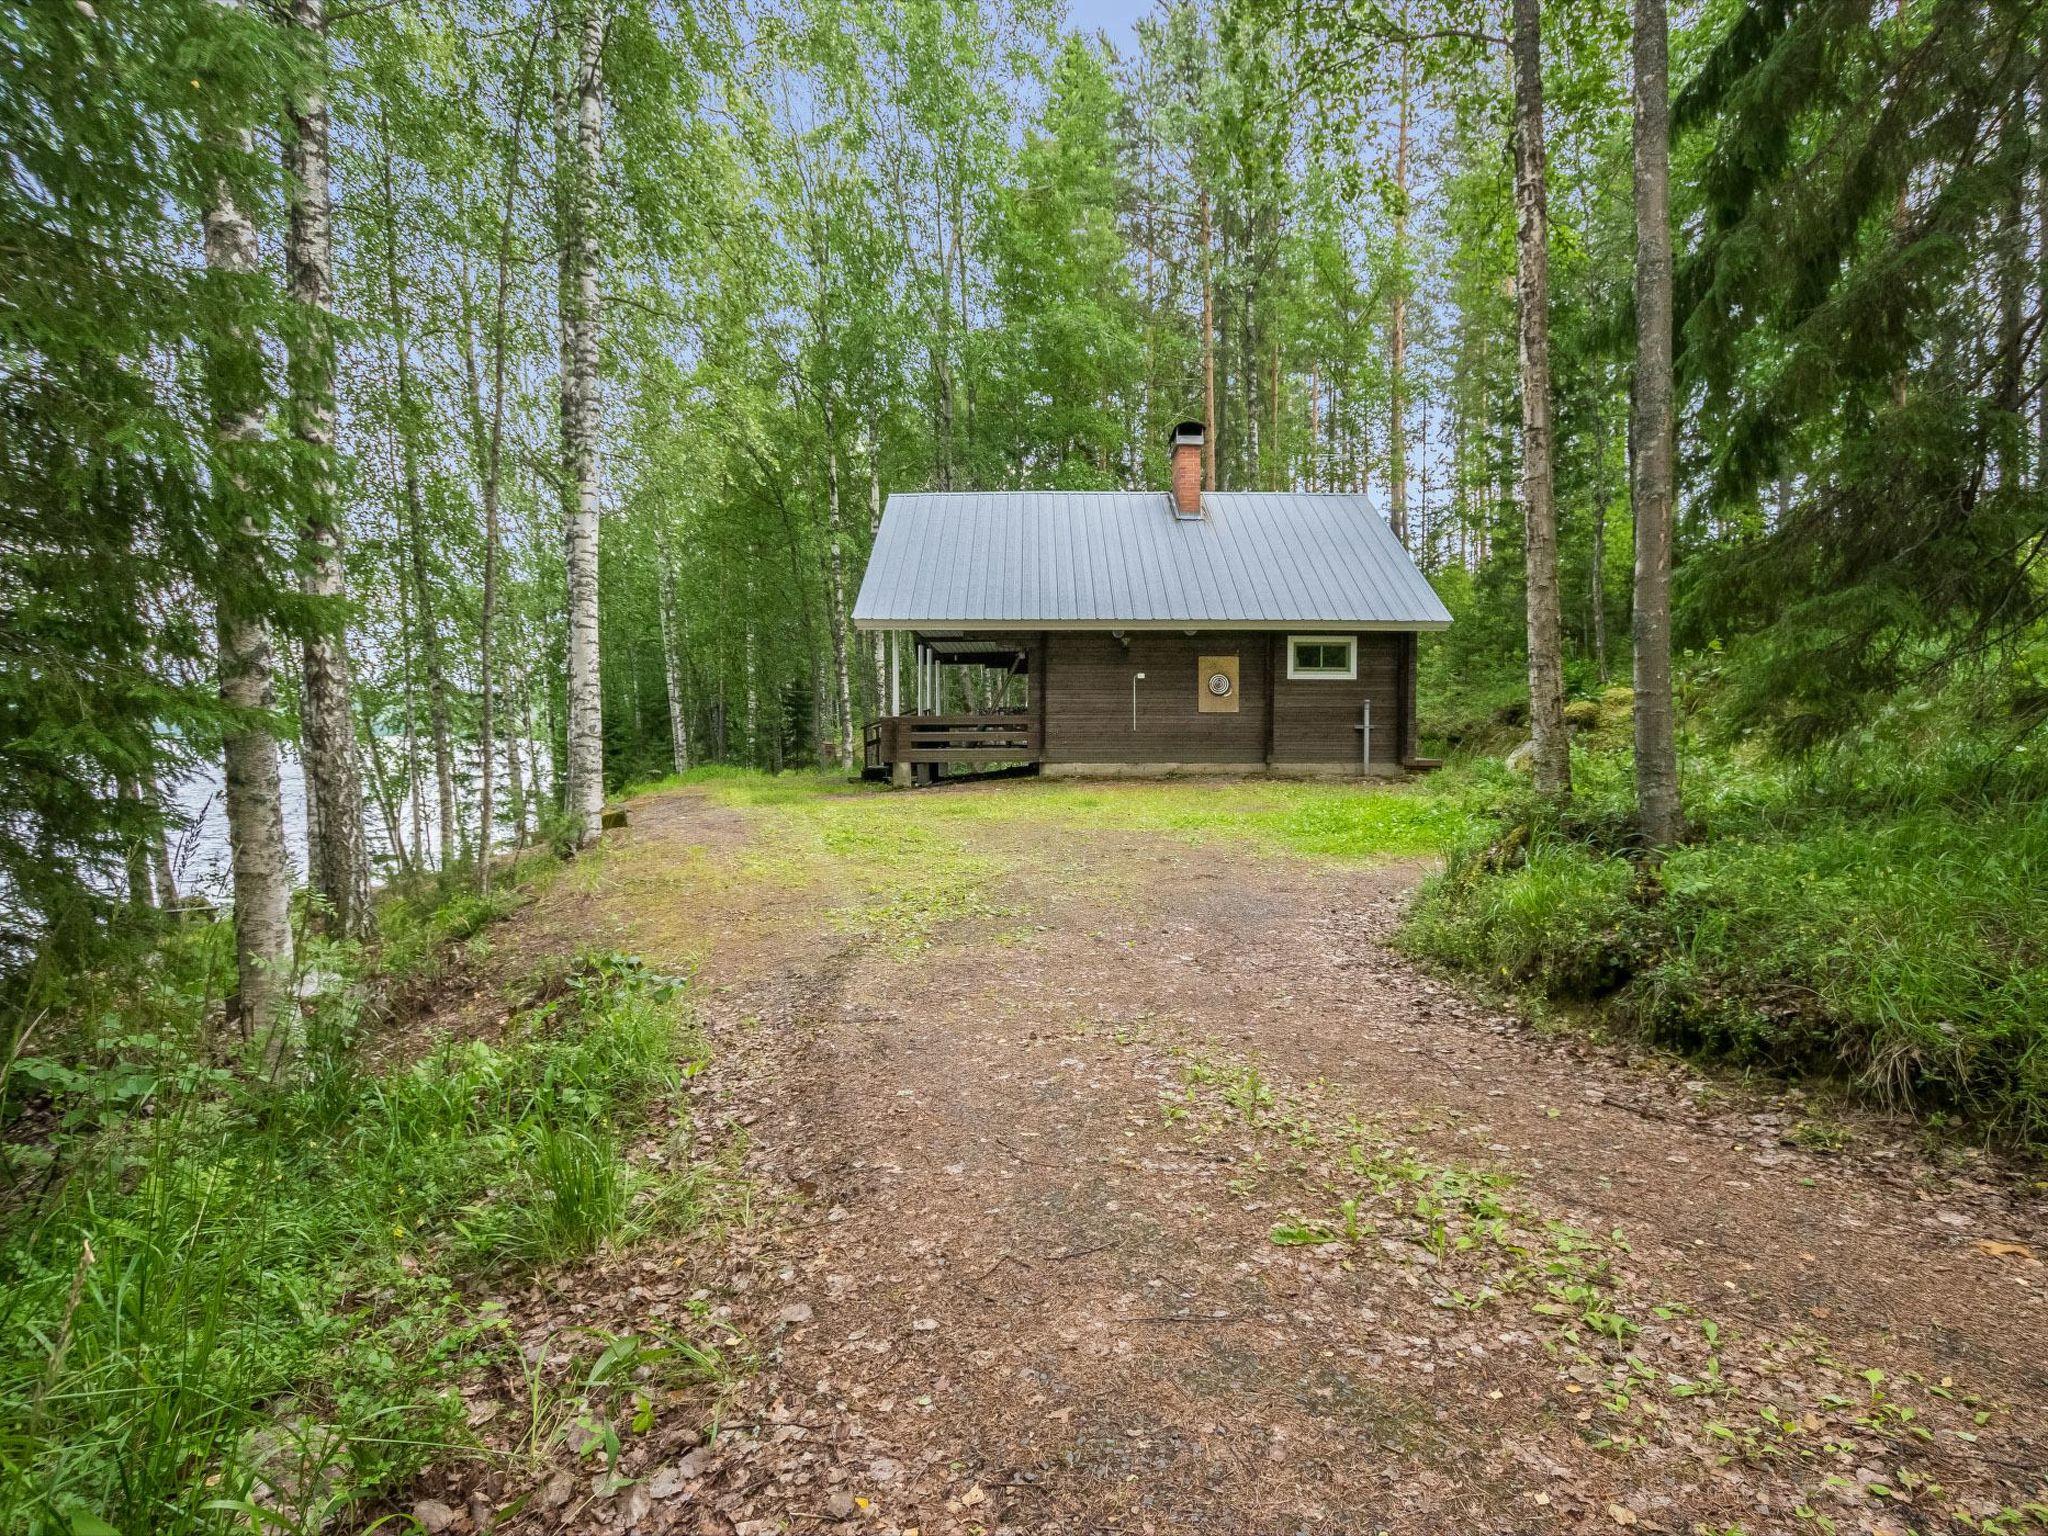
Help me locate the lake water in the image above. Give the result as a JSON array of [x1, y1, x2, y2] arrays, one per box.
[[165, 741, 553, 899]]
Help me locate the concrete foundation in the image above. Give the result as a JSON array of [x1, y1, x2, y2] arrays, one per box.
[[1038, 761, 1407, 781]]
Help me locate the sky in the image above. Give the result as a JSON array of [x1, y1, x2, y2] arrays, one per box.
[[1065, 0, 1156, 49]]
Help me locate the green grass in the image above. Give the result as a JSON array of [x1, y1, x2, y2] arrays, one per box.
[[1404, 730, 2048, 1148], [652, 765, 1485, 863], [0, 904, 704, 1535]]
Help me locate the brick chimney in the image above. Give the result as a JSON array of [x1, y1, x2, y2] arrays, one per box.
[[1170, 421, 1205, 520]]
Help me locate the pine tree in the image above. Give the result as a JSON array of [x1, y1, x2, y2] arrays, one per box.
[[1631, 0, 1682, 845], [1510, 0, 1570, 801]]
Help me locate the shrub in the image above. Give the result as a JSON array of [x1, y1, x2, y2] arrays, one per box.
[[0, 897, 700, 1533], [1406, 832, 1644, 999], [1402, 723, 2048, 1147]]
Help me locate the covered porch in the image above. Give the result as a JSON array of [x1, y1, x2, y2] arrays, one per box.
[[862, 632, 1041, 785]]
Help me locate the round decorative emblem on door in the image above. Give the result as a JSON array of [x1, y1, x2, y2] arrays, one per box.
[[1207, 670, 1233, 697]]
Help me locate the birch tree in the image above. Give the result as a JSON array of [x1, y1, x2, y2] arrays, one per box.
[[202, 22, 296, 1058], [285, 0, 370, 936], [1387, 30, 1412, 547], [560, 0, 608, 849]]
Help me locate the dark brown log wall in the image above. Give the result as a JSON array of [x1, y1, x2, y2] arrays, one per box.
[[1041, 631, 1270, 763], [1271, 632, 1405, 764], [1037, 630, 1412, 766]]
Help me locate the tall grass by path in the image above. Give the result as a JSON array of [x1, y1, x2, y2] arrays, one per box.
[[1404, 737, 2048, 1148], [0, 903, 704, 1535]]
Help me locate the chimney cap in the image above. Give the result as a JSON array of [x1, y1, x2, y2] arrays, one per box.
[[1171, 420, 1206, 446]]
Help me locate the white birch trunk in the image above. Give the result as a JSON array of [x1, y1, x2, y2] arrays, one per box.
[[1388, 32, 1411, 545], [377, 127, 458, 868], [744, 622, 759, 763], [824, 430, 855, 769], [560, 1, 607, 847], [475, 18, 539, 889], [143, 769, 179, 907], [205, 144, 296, 1062], [287, 0, 369, 938], [867, 434, 886, 711], [656, 526, 691, 773]]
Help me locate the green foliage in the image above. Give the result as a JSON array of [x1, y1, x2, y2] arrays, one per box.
[[0, 896, 701, 1534], [1407, 834, 1643, 998], [1405, 690, 2048, 1145], [1674, 0, 2048, 743], [0, 0, 307, 972], [375, 880, 524, 983]]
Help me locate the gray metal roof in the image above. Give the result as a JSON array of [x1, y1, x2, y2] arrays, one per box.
[[851, 491, 1452, 630]]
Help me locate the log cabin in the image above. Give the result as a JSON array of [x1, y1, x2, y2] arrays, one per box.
[[852, 422, 1451, 785]]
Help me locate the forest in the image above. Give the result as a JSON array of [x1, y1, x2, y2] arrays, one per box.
[[4, 0, 2047, 1530]]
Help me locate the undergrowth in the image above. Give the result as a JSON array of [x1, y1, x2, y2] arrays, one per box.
[[0, 882, 703, 1534], [1404, 686, 2048, 1149]]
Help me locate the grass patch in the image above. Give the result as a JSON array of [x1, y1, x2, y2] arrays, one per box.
[[1405, 731, 2048, 1148], [619, 769, 1483, 962], [0, 900, 706, 1533], [635, 766, 1483, 865], [637, 764, 879, 809]]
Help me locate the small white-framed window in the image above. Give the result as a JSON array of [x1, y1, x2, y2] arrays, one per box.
[[1286, 634, 1358, 681]]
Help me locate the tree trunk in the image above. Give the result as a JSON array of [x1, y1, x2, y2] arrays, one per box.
[[379, 127, 458, 869], [286, 0, 370, 939], [1630, 0, 1683, 845], [1591, 399, 1611, 684], [205, 160, 296, 1062], [362, 726, 411, 875], [1201, 186, 1217, 489], [1510, 0, 1571, 801], [559, 1, 607, 849], [743, 619, 759, 765], [117, 776, 152, 908], [1268, 338, 1281, 490], [2038, 47, 2047, 486], [1389, 30, 1411, 545], [504, 720, 527, 845], [521, 685, 543, 829], [143, 769, 178, 907], [656, 526, 692, 773], [475, 19, 540, 890], [823, 426, 855, 770], [868, 431, 886, 710], [398, 564, 427, 863]]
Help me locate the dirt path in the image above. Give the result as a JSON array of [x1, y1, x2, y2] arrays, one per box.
[[452, 783, 2045, 1536]]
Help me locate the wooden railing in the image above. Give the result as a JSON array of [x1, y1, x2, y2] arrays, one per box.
[[864, 712, 1041, 770]]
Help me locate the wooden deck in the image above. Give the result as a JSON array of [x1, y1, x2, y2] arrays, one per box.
[[863, 713, 1042, 780]]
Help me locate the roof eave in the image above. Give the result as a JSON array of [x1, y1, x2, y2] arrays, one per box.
[[851, 616, 1453, 633]]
